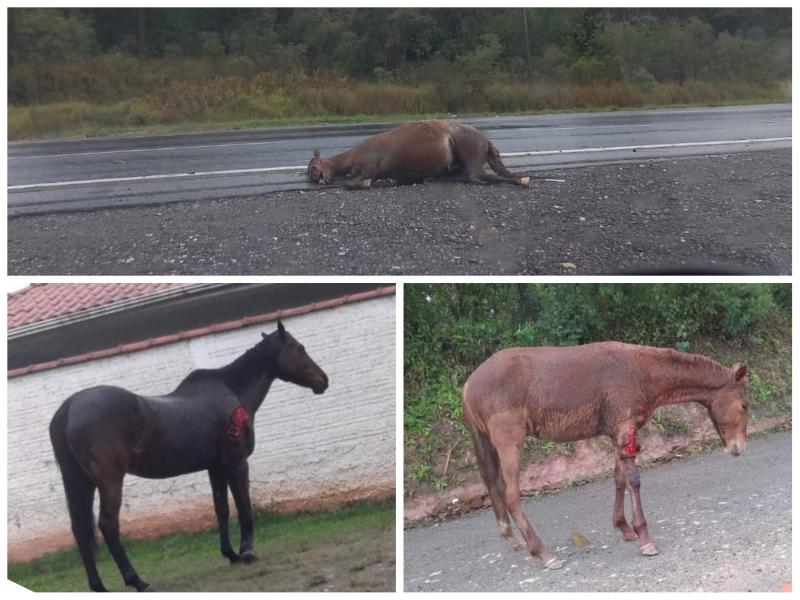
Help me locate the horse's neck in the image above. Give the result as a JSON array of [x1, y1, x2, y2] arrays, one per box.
[[219, 349, 277, 414], [329, 149, 355, 174], [644, 350, 728, 409]]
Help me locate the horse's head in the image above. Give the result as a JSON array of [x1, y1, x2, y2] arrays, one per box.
[[707, 363, 749, 456], [307, 149, 334, 185], [264, 320, 329, 394]]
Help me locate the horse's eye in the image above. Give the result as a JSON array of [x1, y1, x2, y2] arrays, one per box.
[[741, 404, 748, 411]]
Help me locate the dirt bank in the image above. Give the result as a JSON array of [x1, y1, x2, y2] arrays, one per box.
[[404, 417, 789, 525]]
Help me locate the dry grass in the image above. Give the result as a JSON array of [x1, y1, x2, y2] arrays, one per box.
[[8, 57, 790, 139]]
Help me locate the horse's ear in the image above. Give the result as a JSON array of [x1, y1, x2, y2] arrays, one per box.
[[733, 363, 747, 382], [313, 148, 320, 159], [277, 319, 286, 337], [261, 332, 268, 339]]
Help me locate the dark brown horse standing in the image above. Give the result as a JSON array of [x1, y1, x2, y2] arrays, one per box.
[[307, 119, 531, 189], [462, 341, 748, 570], [49, 321, 329, 592]]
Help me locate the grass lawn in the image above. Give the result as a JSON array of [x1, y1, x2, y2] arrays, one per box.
[[8, 501, 395, 592]]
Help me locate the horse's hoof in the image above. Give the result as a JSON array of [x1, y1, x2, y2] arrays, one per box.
[[224, 549, 241, 563], [362, 179, 372, 189], [544, 556, 565, 570], [520, 176, 530, 188], [503, 534, 526, 550], [241, 550, 259, 564], [139, 584, 156, 592], [623, 532, 639, 542], [640, 543, 659, 556]]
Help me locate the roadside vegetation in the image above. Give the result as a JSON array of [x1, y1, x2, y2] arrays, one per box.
[[8, 8, 791, 139], [8, 502, 395, 592], [404, 284, 791, 498]]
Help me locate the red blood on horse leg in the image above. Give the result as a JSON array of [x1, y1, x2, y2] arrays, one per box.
[[621, 426, 641, 458]]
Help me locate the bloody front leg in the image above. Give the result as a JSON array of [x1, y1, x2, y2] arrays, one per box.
[[617, 426, 659, 556]]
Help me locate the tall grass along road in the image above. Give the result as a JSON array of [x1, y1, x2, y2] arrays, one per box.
[[9, 502, 395, 592], [7, 104, 790, 216], [404, 430, 791, 593]]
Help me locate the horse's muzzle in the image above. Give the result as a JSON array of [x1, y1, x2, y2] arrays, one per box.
[[313, 374, 329, 394], [725, 441, 744, 456]]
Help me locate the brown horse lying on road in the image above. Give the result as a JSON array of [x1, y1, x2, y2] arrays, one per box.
[[462, 341, 748, 570], [307, 120, 531, 189]]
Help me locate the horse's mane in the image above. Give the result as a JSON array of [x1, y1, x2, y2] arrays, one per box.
[[606, 341, 730, 382], [174, 334, 282, 393]]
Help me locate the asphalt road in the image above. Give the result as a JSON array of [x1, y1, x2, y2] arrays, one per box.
[[8, 104, 790, 216], [8, 149, 790, 275], [404, 430, 791, 593]]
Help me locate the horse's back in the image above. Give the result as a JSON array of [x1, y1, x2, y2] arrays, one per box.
[[463, 343, 643, 438]]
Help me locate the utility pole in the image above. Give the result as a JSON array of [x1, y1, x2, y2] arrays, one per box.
[[522, 8, 532, 83]]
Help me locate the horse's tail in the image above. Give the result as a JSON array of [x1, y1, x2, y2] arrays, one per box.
[[462, 384, 506, 512], [487, 142, 517, 178], [49, 400, 98, 562]]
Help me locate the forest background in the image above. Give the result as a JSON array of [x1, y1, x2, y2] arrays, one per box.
[[8, 7, 791, 139]]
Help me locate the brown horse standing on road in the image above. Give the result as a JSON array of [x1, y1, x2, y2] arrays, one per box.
[[307, 120, 531, 189], [462, 341, 748, 570]]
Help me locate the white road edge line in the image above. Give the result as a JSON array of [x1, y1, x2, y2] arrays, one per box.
[[8, 137, 791, 191]]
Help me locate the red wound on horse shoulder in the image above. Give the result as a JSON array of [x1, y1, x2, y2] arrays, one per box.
[[621, 426, 640, 458], [227, 406, 249, 437]]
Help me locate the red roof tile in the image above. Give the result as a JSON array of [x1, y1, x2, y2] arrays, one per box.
[[8, 283, 183, 329], [8, 286, 396, 378]]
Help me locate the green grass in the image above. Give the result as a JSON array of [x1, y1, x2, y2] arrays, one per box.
[[8, 501, 395, 592]]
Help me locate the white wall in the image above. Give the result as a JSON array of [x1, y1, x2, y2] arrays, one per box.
[[8, 296, 395, 559]]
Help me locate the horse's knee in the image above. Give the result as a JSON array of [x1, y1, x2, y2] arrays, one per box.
[[97, 514, 120, 539]]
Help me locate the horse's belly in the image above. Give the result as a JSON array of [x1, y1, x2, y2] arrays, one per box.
[[128, 452, 209, 479], [128, 433, 214, 478], [528, 411, 601, 442], [376, 137, 455, 180]]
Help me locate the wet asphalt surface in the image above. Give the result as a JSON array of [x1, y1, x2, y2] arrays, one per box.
[[404, 430, 791, 593], [8, 104, 790, 215], [8, 149, 790, 275]]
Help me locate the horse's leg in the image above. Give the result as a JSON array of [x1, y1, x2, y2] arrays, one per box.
[[613, 457, 638, 541], [227, 460, 257, 563], [345, 177, 373, 190], [620, 457, 658, 556], [614, 427, 660, 557], [474, 169, 530, 188], [467, 424, 522, 549], [490, 416, 563, 569], [457, 155, 530, 187], [209, 467, 240, 563], [96, 477, 152, 592]]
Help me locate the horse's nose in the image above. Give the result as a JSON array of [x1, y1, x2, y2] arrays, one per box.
[[314, 373, 329, 394]]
